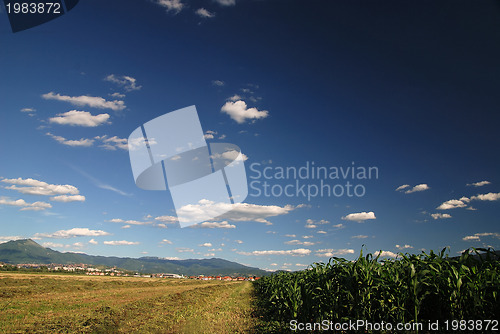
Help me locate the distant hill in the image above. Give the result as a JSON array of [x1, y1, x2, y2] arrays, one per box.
[[0, 239, 269, 276]]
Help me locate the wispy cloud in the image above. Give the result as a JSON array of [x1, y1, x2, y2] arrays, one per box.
[[156, 0, 184, 13], [42, 92, 125, 111], [34, 228, 110, 239], [49, 110, 110, 127], [46, 132, 95, 147], [104, 74, 142, 91], [467, 180, 491, 187], [103, 240, 140, 246], [195, 8, 215, 18]]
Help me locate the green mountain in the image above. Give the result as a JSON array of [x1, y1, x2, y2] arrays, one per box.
[[0, 239, 269, 276]]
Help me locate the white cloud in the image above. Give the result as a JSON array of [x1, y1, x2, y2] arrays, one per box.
[[317, 230, 327, 234], [239, 248, 311, 256], [104, 74, 141, 91], [0, 236, 24, 243], [95, 135, 128, 150], [284, 240, 315, 246], [89, 239, 98, 245], [405, 184, 430, 194], [302, 235, 313, 239], [395, 184, 410, 191], [50, 195, 86, 202], [374, 250, 399, 258], [109, 92, 125, 98], [108, 218, 152, 226], [190, 221, 236, 229], [431, 213, 452, 220], [436, 197, 470, 210], [467, 181, 491, 187], [2, 177, 81, 197], [162, 256, 181, 260], [235, 240, 243, 244], [395, 244, 413, 250], [221, 100, 269, 124], [156, 0, 184, 13], [195, 8, 215, 18], [284, 234, 296, 238], [333, 223, 344, 229], [34, 228, 110, 239], [155, 216, 178, 224], [471, 192, 500, 201], [42, 242, 65, 248], [342, 211, 376, 222], [0, 197, 52, 211], [42, 92, 125, 111], [20, 107, 36, 113], [463, 232, 500, 242], [176, 247, 194, 253], [103, 240, 140, 246], [214, 0, 235, 5], [160, 239, 173, 244], [177, 200, 298, 225], [315, 249, 354, 257], [199, 243, 212, 248], [212, 80, 225, 86], [49, 110, 110, 127], [228, 94, 242, 102], [352, 235, 369, 239], [46, 132, 94, 147]]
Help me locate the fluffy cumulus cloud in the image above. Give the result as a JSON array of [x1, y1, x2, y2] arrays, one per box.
[[104, 74, 142, 91], [1, 177, 82, 197], [0, 197, 52, 211], [436, 197, 470, 210], [374, 250, 399, 258], [49, 110, 110, 127], [199, 242, 212, 247], [34, 228, 110, 239], [431, 213, 452, 220], [239, 248, 311, 256], [467, 181, 491, 187], [437, 192, 500, 210], [221, 100, 269, 124], [341, 211, 376, 222], [103, 240, 140, 246], [42, 92, 125, 111], [195, 8, 215, 18], [315, 249, 354, 257], [404, 184, 430, 194], [50, 195, 86, 202], [177, 200, 299, 225], [156, 0, 184, 13], [46, 132, 94, 147], [471, 192, 500, 201], [462, 232, 500, 242], [395, 244, 413, 250]]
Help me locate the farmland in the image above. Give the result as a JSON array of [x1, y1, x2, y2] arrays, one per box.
[[0, 273, 257, 333], [254, 248, 500, 333]]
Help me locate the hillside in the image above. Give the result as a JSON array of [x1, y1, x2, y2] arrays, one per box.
[[0, 239, 269, 276]]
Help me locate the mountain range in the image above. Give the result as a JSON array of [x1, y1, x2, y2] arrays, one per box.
[[0, 239, 269, 277]]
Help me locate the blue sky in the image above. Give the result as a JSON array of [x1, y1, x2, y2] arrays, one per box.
[[1, 0, 499, 272]]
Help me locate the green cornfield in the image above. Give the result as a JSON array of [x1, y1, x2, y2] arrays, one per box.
[[253, 248, 499, 333]]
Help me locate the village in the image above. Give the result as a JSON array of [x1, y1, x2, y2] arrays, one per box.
[[0, 262, 261, 281]]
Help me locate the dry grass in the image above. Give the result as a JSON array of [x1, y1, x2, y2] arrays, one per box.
[[0, 273, 259, 333]]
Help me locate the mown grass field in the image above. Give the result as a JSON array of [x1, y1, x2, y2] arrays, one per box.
[[0, 273, 258, 333]]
